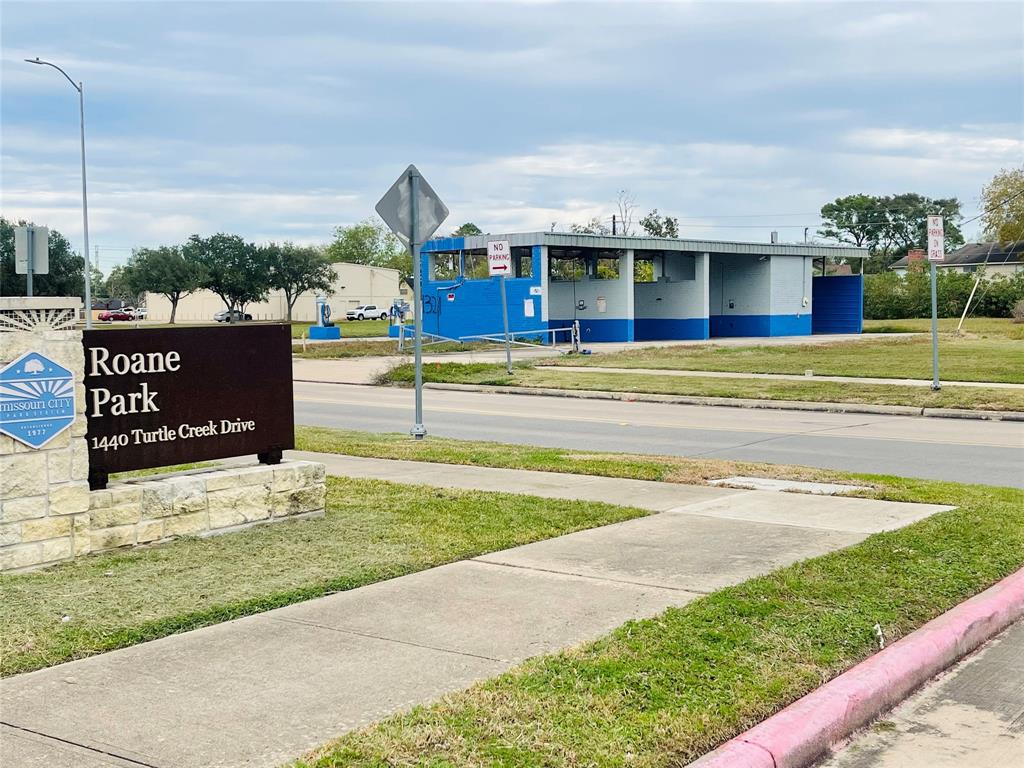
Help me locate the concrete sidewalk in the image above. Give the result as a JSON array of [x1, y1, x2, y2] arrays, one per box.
[[1, 456, 951, 768], [820, 619, 1024, 767], [547, 365, 1024, 390]]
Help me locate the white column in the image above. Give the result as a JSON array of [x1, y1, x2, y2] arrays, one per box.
[[622, 248, 635, 341]]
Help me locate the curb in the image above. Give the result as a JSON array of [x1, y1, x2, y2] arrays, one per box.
[[685, 566, 1024, 768], [421, 383, 1022, 422]]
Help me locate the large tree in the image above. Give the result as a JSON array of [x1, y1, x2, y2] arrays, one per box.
[[125, 246, 206, 323], [451, 222, 483, 236], [818, 193, 964, 273], [640, 209, 679, 238], [980, 168, 1024, 246], [0, 216, 85, 297], [183, 233, 270, 315], [265, 242, 335, 322], [326, 218, 411, 280], [570, 217, 610, 235]]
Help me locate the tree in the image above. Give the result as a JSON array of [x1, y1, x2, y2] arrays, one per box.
[[451, 222, 482, 237], [818, 194, 883, 249], [183, 233, 270, 315], [615, 189, 636, 235], [326, 218, 411, 280], [124, 246, 206, 323], [105, 264, 144, 306], [265, 242, 335, 322], [570, 217, 610, 235], [818, 193, 964, 273], [639, 209, 679, 238], [980, 168, 1024, 246], [0, 217, 85, 297]]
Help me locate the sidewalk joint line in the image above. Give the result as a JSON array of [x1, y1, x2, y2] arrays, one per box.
[[0, 722, 162, 768], [270, 617, 508, 663], [469, 558, 710, 594]]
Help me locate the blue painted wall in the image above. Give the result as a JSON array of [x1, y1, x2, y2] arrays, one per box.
[[420, 240, 546, 340], [812, 275, 863, 334], [710, 314, 771, 337], [549, 318, 634, 343], [634, 318, 709, 340]]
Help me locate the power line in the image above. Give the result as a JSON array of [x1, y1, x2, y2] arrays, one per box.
[[959, 188, 1024, 226]]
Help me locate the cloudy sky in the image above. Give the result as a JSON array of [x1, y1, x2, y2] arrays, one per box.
[[2, 0, 1021, 272]]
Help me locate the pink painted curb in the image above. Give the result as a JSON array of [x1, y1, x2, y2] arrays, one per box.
[[687, 566, 1024, 768]]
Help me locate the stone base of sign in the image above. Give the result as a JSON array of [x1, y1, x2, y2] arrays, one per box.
[[1, 460, 326, 572]]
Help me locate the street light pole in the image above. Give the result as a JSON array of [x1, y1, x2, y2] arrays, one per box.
[[26, 57, 93, 329]]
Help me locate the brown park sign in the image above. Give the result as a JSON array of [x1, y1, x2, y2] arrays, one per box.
[[83, 325, 294, 489]]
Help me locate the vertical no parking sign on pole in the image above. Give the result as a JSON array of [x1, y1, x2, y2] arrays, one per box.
[[488, 240, 514, 375], [926, 215, 944, 391]]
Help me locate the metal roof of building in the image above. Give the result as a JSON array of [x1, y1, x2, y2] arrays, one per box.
[[425, 231, 868, 258]]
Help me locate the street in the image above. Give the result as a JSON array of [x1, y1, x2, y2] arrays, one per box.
[[294, 382, 1024, 488]]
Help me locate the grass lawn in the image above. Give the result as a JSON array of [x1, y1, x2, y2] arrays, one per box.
[[286, 428, 1024, 767], [297, 475, 1023, 768], [538, 333, 1024, 384], [294, 340, 496, 359], [0, 477, 646, 677], [379, 361, 1024, 411], [864, 316, 1024, 339], [292, 319, 392, 339]]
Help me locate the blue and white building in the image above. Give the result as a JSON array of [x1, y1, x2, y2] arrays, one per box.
[[417, 232, 866, 343]]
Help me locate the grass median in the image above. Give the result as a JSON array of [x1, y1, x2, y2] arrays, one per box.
[[0, 478, 647, 677], [538, 328, 1024, 384], [378, 361, 1024, 411], [297, 479, 1023, 768], [294, 339, 497, 359], [292, 319, 391, 339]]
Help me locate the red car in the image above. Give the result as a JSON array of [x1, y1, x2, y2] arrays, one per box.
[[98, 309, 133, 321]]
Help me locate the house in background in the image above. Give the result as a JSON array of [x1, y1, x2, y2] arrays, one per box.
[[889, 242, 1024, 276]]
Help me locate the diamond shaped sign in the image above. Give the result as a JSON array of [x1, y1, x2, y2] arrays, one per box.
[[375, 164, 449, 246], [0, 351, 76, 449]]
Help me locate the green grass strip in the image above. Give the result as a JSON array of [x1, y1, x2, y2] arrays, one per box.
[[297, 479, 1024, 767], [0, 478, 646, 677]]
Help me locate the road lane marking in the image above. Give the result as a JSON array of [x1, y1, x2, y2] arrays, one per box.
[[293, 397, 1016, 448]]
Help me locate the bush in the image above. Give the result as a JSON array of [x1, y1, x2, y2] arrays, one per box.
[[864, 266, 1024, 319]]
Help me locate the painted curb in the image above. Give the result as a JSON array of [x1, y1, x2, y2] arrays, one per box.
[[421, 383, 1021, 422], [685, 566, 1024, 768]]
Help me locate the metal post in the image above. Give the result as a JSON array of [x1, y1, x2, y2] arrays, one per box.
[[499, 274, 513, 374], [79, 83, 93, 329], [930, 261, 940, 391], [410, 169, 426, 438], [25, 226, 35, 296]]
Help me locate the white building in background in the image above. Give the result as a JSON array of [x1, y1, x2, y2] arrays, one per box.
[[144, 262, 403, 322]]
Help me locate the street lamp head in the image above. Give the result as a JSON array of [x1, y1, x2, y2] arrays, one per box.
[[25, 57, 43, 64]]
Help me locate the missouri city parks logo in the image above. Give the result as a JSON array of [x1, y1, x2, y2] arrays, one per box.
[[0, 351, 76, 449]]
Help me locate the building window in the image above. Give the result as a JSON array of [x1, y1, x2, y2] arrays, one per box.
[[593, 250, 622, 280], [634, 258, 655, 282], [463, 249, 489, 279], [514, 246, 533, 278], [432, 253, 459, 280], [549, 249, 584, 281], [963, 265, 977, 274]]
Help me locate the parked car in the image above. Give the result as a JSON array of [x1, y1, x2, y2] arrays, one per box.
[[213, 310, 253, 322], [346, 304, 388, 320], [131, 307, 149, 319], [98, 309, 133, 322]]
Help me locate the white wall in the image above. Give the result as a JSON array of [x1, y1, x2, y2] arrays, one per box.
[[634, 253, 708, 319], [770, 256, 812, 315], [709, 254, 771, 315], [144, 263, 401, 322], [547, 250, 634, 320]]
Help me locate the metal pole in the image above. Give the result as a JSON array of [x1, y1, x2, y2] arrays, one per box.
[[930, 261, 940, 391], [500, 274, 513, 374], [410, 169, 426, 438], [26, 227, 34, 297], [79, 83, 93, 329]]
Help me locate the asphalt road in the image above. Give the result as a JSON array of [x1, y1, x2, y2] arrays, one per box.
[[294, 383, 1024, 488]]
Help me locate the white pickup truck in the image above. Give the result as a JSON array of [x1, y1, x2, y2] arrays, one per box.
[[345, 304, 389, 320]]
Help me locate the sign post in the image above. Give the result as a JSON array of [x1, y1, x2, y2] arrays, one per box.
[[488, 240, 514, 374], [14, 225, 49, 297], [926, 215, 944, 391], [375, 165, 449, 439]]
